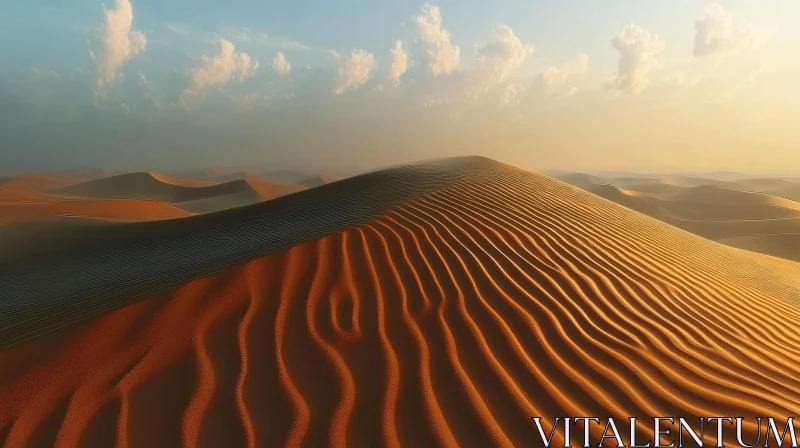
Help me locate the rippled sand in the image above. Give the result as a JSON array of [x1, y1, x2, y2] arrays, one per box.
[[1, 157, 799, 447]]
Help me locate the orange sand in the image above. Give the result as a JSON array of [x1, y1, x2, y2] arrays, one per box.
[[244, 175, 304, 200], [0, 173, 102, 192], [1, 171, 800, 447], [0, 188, 70, 204]]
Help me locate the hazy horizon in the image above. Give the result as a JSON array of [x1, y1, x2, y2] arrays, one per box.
[[1, 0, 798, 174]]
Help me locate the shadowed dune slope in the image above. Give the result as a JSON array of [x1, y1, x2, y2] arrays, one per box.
[[297, 176, 333, 189], [1, 157, 800, 447]]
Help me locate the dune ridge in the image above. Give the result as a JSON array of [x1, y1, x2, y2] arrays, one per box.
[[1, 157, 800, 446]]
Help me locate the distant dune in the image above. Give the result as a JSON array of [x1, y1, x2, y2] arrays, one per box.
[[557, 172, 800, 261], [0, 173, 98, 192], [148, 173, 219, 188], [54, 172, 302, 213], [296, 176, 327, 188], [0, 198, 191, 224], [0, 188, 71, 204], [1, 157, 799, 447], [57, 172, 254, 202]]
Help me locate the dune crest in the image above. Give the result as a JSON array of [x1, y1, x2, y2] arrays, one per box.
[[148, 173, 219, 188], [1, 157, 800, 447]]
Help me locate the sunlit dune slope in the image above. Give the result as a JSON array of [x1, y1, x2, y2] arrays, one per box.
[[1, 157, 800, 447]]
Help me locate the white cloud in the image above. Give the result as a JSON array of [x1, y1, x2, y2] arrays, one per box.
[[182, 39, 258, 99], [610, 24, 665, 94], [694, 3, 776, 59], [90, 0, 146, 99], [412, 4, 460, 76], [537, 53, 588, 94], [472, 25, 533, 93], [333, 49, 377, 94], [273, 52, 291, 77], [388, 40, 409, 85]]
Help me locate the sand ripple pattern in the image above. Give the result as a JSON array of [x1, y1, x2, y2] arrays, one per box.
[[0, 158, 488, 347], [1, 157, 800, 447]]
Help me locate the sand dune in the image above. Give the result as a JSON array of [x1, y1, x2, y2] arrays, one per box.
[[1, 157, 800, 447], [263, 170, 323, 185], [557, 172, 800, 261], [56, 172, 253, 202], [0, 174, 93, 192], [54, 172, 301, 214], [0, 188, 70, 204], [766, 184, 800, 203], [297, 175, 332, 189], [148, 173, 219, 188], [0, 199, 191, 224], [195, 169, 321, 187], [721, 234, 800, 263]]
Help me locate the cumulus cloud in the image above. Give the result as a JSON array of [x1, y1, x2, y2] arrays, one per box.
[[472, 25, 533, 94], [333, 49, 377, 94], [412, 4, 460, 76], [694, 3, 776, 59], [90, 0, 146, 99], [388, 40, 409, 85], [610, 24, 665, 94], [537, 53, 588, 94], [182, 39, 258, 99], [273, 52, 291, 77]]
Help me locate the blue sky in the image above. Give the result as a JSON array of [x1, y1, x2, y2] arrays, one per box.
[[0, 0, 798, 174]]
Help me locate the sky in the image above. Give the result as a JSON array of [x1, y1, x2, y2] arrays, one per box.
[[0, 0, 798, 175]]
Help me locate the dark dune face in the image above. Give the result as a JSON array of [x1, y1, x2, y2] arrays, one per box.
[[1, 157, 800, 447]]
